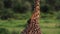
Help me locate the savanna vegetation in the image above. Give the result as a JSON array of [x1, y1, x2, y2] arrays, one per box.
[[0, 0, 60, 34]]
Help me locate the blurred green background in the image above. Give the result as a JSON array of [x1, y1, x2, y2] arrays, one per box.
[[0, 0, 60, 34]]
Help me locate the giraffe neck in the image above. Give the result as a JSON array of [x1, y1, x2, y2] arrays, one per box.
[[21, 0, 41, 34], [31, 0, 40, 21]]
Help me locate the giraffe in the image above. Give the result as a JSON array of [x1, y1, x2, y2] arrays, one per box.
[[21, 0, 41, 34]]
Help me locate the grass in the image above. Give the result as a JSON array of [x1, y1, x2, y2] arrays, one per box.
[[42, 28, 60, 34], [0, 19, 60, 34]]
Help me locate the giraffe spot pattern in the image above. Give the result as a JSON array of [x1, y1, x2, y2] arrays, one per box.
[[21, 0, 41, 34]]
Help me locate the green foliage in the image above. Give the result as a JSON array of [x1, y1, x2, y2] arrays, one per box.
[[53, 11, 60, 20], [0, 0, 4, 9], [0, 28, 9, 34], [0, 0, 60, 20], [11, 30, 19, 34], [0, 0, 60, 34], [0, 20, 60, 34], [0, 9, 14, 20]]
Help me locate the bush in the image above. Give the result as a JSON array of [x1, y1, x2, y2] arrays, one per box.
[[0, 28, 9, 34], [0, 9, 14, 20]]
